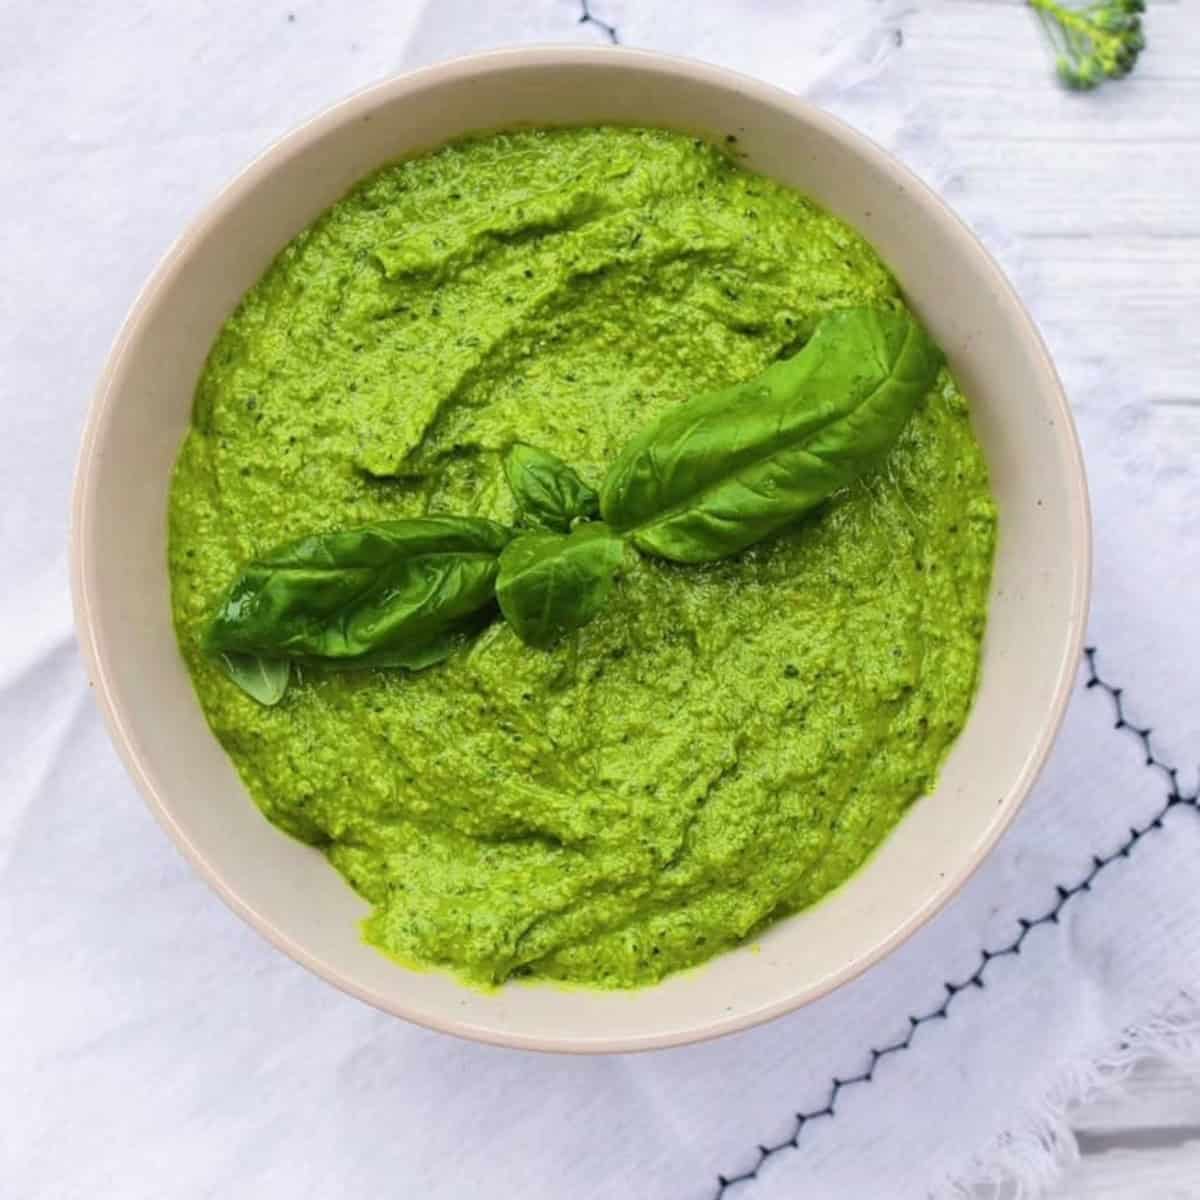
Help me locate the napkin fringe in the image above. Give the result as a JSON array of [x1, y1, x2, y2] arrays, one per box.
[[939, 995, 1200, 1199]]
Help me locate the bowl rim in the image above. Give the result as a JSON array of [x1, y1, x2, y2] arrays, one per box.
[[70, 44, 1092, 1053]]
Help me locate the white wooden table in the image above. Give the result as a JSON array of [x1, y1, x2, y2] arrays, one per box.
[[904, 3, 1200, 1193], [1048, 1061, 1200, 1196]]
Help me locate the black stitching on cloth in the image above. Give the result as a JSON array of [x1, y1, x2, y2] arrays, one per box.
[[711, 647, 1197, 1196], [578, 0, 620, 44]]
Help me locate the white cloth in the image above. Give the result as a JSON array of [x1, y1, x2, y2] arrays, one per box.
[[3, 3, 1198, 1197]]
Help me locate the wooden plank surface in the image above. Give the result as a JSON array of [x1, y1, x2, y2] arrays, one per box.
[[1074, 1060, 1200, 1137], [1053, 1061, 1200, 1197], [908, 0, 1199, 485], [1051, 1142, 1200, 1200], [903, 1, 1200, 1194]]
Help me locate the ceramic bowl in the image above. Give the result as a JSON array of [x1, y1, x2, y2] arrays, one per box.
[[71, 47, 1090, 1052]]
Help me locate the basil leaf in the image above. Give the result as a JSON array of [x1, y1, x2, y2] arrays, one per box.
[[311, 611, 494, 671], [496, 524, 625, 648], [503, 443, 599, 532], [206, 516, 511, 668], [217, 652, 291, 706], [599, 307, 943, 563]]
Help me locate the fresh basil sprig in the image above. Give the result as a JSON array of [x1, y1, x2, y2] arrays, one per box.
[[496, 524, 625, 649], [205, 517, 511, 680], [503, 443, 599, 532], [600, 307, 943, 563], [205, 307, 943, 700]]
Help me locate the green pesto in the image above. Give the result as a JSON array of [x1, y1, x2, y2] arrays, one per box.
[[168, 127, 997, 989]]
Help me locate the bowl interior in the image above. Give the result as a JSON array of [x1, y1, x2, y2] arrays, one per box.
[[72, 48, 1089, 1052]]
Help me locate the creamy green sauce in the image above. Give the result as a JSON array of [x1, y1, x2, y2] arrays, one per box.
[[168, 127, 997, 989]]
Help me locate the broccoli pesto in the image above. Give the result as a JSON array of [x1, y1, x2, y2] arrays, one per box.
[[168, 127, 997, 989]]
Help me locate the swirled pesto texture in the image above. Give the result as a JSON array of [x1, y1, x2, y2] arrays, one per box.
[[168, 127, 997, 989]]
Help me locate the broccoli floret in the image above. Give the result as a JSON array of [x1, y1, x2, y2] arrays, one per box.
[[1028, 0, 1146, 90]]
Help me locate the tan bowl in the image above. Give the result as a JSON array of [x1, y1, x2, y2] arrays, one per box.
[[70, 47, 1091, 1053]]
